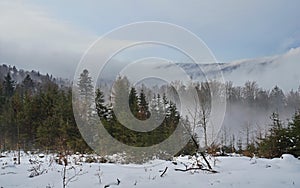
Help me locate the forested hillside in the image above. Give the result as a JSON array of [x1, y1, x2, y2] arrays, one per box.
[[0, 64, 70, 88], [0, 65, 89, 153], [1, 66, 300, 161]]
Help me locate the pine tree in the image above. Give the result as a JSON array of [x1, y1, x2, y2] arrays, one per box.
[[36, 82, 60, 150], [270, 86, 286, 111], [258, 112, 291, 158], [289, 111, 300, 156], [95, 88, 108, 120], [3, 73, 15, 97], [0, 82, 5, 111], [22, 74, 34, 94], [78, 69, 93, 98], [11, 91, 24, 164], [138, 89, 150, 120], [76, 69, 94, 122], [129, 87, 139, 117], [112, 76, 130, 112]]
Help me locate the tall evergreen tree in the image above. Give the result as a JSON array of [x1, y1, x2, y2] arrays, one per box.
[[95, 88, 108, 120], [270, 86, 286, 111], [0, 82, 5, 111], [112, 76, 130, 112], [3, 73, 15, 97], [138, 89, 150, 120], [76, 69, 94, 122], [22, 74, 34, 94], [78, 69, 93, 98], [289, 111, 300, 156], [258, 112, 291, 158], [129, 87, 139, 117]]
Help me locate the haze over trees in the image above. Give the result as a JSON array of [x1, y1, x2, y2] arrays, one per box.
[[0, 66, 300, 161]]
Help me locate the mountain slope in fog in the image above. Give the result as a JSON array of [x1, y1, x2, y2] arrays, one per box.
[[0, 64, 70, 87], [158, 47, 300, 91]]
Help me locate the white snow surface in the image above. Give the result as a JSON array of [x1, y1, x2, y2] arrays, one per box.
[[0, 152, 299, 188]]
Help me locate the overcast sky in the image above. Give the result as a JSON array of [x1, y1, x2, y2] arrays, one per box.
[[1, 0, 300, 79]]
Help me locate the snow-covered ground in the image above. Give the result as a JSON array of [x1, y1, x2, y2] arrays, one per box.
[[0, 152, 299, 188]]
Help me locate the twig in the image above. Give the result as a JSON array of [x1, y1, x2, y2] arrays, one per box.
[[175, 167, 201, 172], [175, 167, 218, 173], [160, 167, 168, 177]]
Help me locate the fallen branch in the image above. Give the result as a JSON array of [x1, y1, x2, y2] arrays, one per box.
[[104, 178, 121, 188], [160, 167, 168, 177], [185, 127, 213, 170], [175, 167, 201, 172], [175, 167, 218, 173], [200, 152, 212, 170]]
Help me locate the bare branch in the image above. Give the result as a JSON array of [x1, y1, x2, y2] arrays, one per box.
[[160, 167, 168, 177]]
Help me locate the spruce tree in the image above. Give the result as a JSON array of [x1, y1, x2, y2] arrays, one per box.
[[289, 111, 300, 156], [138, 90, 150, 120], [78, 69, 93, 99], [270, 86, 286, 111], [22, 74, 34, 94], [258, 112, 291, 158], [129, 87, 139, 117], [76, 69, 94, 122], [3, 73, 15, 97], [95, 88, 108, 120]]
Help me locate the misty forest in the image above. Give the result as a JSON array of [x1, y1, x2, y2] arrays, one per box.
[[1, 64, 300, 161], [2, 1, 300, 187]]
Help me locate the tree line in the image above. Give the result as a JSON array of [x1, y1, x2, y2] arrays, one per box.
[[0, 73, 89, 153], [1, 68, 300, 159]]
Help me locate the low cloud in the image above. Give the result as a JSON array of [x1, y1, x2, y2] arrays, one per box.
[[225, 47, 300, 91]]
